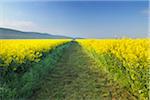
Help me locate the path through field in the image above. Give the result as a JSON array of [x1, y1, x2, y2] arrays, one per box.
[[30, 42, 133, 100]]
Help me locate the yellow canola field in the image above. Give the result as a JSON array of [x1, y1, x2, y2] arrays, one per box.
[[77, 38, 150, 99], [0, 39, 70, 67], [78, 39, 149, 69]]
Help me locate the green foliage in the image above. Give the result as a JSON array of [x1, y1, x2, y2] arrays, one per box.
[[88, 50, 149, 100], [0, 42, 71, 99]]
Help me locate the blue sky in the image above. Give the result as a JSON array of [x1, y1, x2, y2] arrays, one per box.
[[0, 1, 149, 38]]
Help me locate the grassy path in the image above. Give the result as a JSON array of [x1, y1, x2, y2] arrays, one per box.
[[30, 42, 133, 100]]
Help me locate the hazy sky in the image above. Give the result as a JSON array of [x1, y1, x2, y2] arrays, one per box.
[[0, 1, 149, 38]]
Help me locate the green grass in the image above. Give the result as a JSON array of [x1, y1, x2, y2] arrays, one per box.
[[30, 42, 135, 100]]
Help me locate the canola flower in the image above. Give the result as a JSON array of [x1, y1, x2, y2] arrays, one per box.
[[77, 38, 150, 99], [0, 39, 70, 70]]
